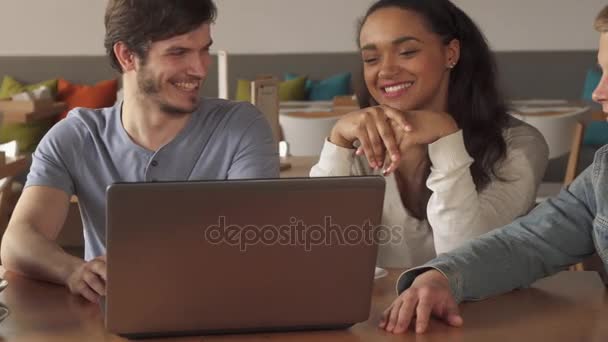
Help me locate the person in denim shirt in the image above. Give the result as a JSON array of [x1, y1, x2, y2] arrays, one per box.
[[379, 5, 608, 335]]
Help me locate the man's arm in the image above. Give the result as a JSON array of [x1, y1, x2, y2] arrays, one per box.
[[381, 162, 598, 334], [1, 186, 106, 302], [2, 186, 74, 282], [398, 163, 597, 302]]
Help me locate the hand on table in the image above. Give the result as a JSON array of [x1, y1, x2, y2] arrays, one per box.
[[379, 269, 463, 334], [65, 255, 107, 303]]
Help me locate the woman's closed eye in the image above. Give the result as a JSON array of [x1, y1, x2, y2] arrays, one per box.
[[399, 50, 419, 57]]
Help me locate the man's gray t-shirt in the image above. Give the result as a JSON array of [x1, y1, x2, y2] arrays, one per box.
[[26, 98, 279, 260]]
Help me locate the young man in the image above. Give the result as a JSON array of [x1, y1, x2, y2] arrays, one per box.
[[0, 0, 279, 304], [380, 5, 608, 335]]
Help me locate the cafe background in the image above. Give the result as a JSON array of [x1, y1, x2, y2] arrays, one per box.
[[0, 0, 605, 248]]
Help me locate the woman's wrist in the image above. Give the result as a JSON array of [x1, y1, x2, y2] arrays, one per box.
[[437, 116, 460, 140], [329, 127, 354, 149]]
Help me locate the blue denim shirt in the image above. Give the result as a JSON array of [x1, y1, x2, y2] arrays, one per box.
[[396, 144, 608, 303]]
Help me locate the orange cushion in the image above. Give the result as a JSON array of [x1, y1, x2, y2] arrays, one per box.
[[56, 79, 119, 120]]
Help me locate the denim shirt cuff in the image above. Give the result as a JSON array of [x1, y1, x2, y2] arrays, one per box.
[[395, 262, 465, 303]]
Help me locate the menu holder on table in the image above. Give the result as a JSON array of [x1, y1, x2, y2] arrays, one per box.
[[251, 77, 291, 170]]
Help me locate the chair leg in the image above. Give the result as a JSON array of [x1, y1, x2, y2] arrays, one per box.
[[563, 121, 585, 186]]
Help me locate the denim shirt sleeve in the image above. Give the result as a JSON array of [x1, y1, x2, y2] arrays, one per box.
[[396, 163, 597, 303]]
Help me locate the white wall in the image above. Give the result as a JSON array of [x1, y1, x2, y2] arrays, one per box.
[[214, 0, 606, 53], [0, 0, 604, 55], [0, 1, 107, 56]]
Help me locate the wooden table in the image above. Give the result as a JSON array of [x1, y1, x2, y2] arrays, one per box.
[[0, 270, 606, 341]]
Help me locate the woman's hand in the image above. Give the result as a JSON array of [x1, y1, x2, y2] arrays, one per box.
[[329, 105, 412, 174], [330, 106, 459, 175]]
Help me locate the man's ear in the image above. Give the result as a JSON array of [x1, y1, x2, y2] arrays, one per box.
[[113, 42, 137, 72]]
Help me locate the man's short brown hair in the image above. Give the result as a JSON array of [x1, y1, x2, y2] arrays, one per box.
[[595, 5, 608, 33], [104, 0, 217, 73]]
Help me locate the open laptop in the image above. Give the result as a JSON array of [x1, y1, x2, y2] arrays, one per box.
[[104, 176, 386, 339]]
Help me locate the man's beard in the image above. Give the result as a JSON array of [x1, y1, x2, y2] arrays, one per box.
[[136, 65, 202, 115]]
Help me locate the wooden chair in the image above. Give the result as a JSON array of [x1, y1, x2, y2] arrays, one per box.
[[562, 121, 585, 272], [563, 121, 585, 186], [535, 121, 587, 203]]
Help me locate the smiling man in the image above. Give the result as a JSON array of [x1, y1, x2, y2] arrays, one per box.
[[0, 0, 278, 304]]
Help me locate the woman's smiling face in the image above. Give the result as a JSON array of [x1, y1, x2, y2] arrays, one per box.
[[359, 7, 459, 113]]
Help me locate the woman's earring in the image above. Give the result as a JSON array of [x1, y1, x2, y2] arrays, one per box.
[[448, 62, 457, 69]]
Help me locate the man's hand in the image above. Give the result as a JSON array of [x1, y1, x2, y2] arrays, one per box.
[[380, 270, 463, 334], [65, 255, 107, 303]]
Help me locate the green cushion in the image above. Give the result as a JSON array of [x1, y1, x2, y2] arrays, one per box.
[[0, 75, 58, 100], [285, 72, 313, 97], [278, 76, 307, 101], [0, 119, 55, 153], [235, 77, 308, 102], [236, 79, 251, 102], [0, 76, 58, 153]]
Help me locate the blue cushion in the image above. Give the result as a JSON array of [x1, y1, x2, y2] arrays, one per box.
[[285, 72, 352, 101], [581, 68, 607, 146], [582, 68, 601, 100], [285, 72, 313, 96], [584, 121, 608, 146]]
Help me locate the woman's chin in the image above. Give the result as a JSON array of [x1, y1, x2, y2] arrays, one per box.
[[379, 100, 414, 112]]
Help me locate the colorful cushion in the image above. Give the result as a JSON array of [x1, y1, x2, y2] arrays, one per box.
[[0, 76, 58, 100], [0, 119, 55, 153], [279, 76, 307, 101], [56, 78, 119, 120], [285, 72, 352, 101], [0, 76, 59, 153], [235, 77, 308, 102]]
